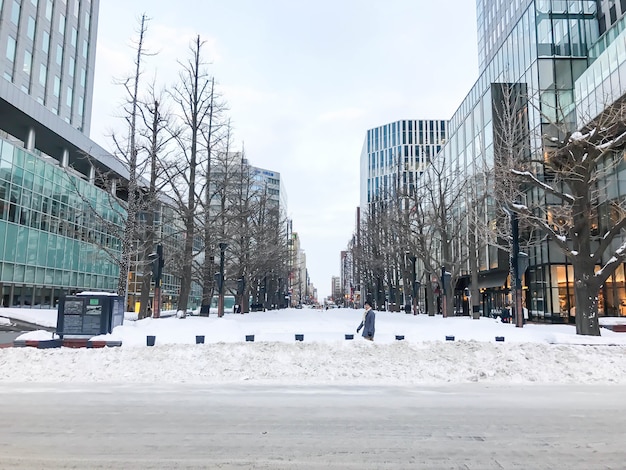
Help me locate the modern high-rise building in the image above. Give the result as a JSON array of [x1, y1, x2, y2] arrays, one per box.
[[596, 0, 626, 34], [0, 1, 182, 310], [0, 0, 98, 133], [351, 0, 626, 320], [422, 0, 626, 321], [0, 0, 125, 308], [359, 119, 447, 212]]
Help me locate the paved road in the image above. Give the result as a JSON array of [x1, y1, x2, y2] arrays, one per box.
[[0, 383, 624, 469], [0, 330, 24, 345]]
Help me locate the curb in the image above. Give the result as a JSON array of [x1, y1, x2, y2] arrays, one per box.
[[12, 339, 122, 348]]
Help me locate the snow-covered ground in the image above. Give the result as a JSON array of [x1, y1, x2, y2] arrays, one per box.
[[1, 306, 625, 385]]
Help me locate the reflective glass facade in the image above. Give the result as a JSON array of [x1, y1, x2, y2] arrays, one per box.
[[0, 137, 123, 306], [360, 119, 447, 211], [416, 0, 626, 321]]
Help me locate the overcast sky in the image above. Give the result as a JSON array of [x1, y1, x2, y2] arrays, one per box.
[[90, 1, 479, 299]]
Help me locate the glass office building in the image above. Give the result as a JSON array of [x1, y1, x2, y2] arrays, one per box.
[[0, 137, 123, 306], [414, 0, 626, 321], [360, 119, 448, 212], [0, 1, 192, 310]]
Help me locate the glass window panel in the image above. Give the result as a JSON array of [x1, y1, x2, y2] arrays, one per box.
[[42, 31, 50, 54], [15, 226, 28, 263], [11, 0, 20, 25], [6, 36, 16, 63], [27, 16, 36, 40]]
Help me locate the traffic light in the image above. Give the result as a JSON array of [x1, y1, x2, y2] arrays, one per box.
[[149, 244, 164, 286]]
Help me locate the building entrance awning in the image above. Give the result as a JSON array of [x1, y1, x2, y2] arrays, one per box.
[[477, 270, 508, 289]]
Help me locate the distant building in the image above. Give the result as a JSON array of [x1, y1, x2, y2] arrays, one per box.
[[359, 119, 448, 213], [330, 275, 341, 304]]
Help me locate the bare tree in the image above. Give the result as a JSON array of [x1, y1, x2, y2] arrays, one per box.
[[506, 99, 626, 335], [166, 35, 217, 316], [135, 84, 176, 319], [108, 14, 154, 307]]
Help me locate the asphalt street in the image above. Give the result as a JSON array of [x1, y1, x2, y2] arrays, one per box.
[[0, 383, 624, 469], [0, 331, 24, 345]]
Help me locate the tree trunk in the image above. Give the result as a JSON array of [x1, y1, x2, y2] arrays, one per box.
[[573, 259, 601, 335]]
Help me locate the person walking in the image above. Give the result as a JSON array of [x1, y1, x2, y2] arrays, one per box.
[[357, 301, 376, 341]]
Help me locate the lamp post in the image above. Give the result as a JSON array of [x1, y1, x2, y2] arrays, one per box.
[[147, 244, 164, 318], [217, 242, 228, 317], [152, 244, 163, 318], [406, 253, 417, 314], [441, 266, 451, 318], [510, 210, 528, 328]]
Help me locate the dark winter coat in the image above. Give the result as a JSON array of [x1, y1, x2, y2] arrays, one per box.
[[357, 309, 376, 339]]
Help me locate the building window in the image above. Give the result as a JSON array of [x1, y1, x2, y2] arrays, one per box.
[[45, 0, 52, 21], [6, 36, 17, 63], [80, 67, 86, 87], [82, 39, 88, 59], [23, 50, 32, 76], [66, 86, 73, 107], [53, 75, 60, 97], [11, 0, 20, 26], [68, 56, 75, 77], [610, 5, 617, 24], [71, 27, 77, 48], [27, 16, 36, 41], [59, 14, 65, 36], [56, 44, 63, 65], [39, 63, 47, 86], [42, 31, 50, 54]]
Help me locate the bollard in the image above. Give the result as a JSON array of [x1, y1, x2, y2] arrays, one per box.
[[246, 335, 255, 342], [345, 334, 354, 340], [445, 335, 455, 341], [495, 336, 505, 342], [195, 335, 205, 344], [395, 335, 405, 341], [146, 335, 156, 346], [295, 334, 304, 341]]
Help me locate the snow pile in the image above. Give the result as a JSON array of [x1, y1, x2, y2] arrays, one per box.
[[1, 307, 625, 385]]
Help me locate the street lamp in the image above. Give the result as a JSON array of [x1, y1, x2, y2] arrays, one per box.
[[441, 266, 451, 318], [217, 242, 228, 317], [148, 244, 164, 318], [509, 209, 528, 328], [406, 252, 417, 314]]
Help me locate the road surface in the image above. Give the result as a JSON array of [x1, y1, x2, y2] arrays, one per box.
[[0, 383, 624, 469]]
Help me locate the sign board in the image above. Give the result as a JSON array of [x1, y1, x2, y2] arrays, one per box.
[[57, 294, 124, 338]]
